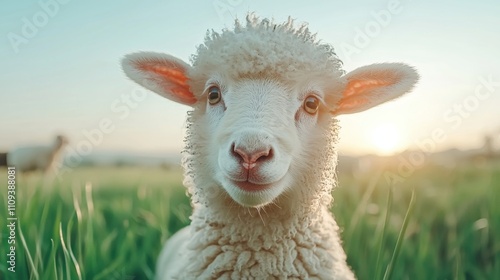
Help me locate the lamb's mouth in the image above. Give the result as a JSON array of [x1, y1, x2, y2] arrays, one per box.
[[225, 176, 287, 207], [233, 180, 273, 192]]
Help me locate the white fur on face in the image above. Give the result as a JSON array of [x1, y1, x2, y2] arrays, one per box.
[[201, 77, 326, 207]]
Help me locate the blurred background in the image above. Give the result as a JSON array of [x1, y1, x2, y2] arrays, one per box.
[[0, 1, 499, 279], [1, 0, 499, 159]]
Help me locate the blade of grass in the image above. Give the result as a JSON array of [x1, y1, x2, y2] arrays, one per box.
[[66, 215, 83, 280], [383, 188, 416, 280], [142, 263, 155, 280], [57, 256, 65, 280], [33, 194, 52, 276], [84, 182, 96, 270], [59, 221, 82, 280], [72, 184, 84, 266], [59, 223, 72, 280], [50, 239, 59, 280], [375, 188, 393, 280], [18, 223, 40, 280]]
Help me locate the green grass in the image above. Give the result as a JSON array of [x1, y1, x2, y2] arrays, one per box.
[[335, 162, 500, 280], [1, 162, 499, 280]]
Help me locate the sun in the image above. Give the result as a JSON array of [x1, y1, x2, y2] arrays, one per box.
[[369, 123, 402, 155]]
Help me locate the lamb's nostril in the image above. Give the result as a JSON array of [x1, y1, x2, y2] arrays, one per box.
[[232, 145, 250, 163], [257, 148, 273, 162], [232, 144, 273, 169], [253, 148, 272, 163]]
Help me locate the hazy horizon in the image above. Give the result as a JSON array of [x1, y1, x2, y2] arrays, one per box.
[[1, 0, 499, 157]]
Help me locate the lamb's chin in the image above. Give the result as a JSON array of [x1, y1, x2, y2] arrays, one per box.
[[222, 178, 287, 207]]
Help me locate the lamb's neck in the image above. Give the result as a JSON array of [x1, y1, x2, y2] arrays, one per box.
[[53, 140, 66, 152], [185, 202, 344, 279], [46, 143, 63, 166], [191, 195, 336, 242]]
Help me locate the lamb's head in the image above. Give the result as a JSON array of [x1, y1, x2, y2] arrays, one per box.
[[122, 16, 418, 209], [55, 135, 69, 148]]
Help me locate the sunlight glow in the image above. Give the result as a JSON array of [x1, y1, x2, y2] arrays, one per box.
[[369, 123, 401, 155]]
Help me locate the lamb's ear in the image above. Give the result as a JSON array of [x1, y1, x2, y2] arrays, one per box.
[[332, 63, 418, 115], [122, 52, 197, 106]]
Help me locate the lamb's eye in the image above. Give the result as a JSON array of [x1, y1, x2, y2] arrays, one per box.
[[304, 96, 320, 114], [208, 86, 221, 105]]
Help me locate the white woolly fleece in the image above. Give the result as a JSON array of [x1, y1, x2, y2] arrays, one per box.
[[153, 15, 356, 280]]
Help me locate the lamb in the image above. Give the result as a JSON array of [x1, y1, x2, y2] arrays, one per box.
[[122, 15, 418, 279], [7, 135, 69, 174]]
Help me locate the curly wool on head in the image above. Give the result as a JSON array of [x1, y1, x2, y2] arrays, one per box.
[[189, 15, 344, 95]]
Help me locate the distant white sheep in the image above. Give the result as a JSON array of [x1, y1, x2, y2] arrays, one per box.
[[123, 15, 418, 279], [7, 135, 69, 174]]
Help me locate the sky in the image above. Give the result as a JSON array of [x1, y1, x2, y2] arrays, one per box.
[[1, 0, 499, 156]]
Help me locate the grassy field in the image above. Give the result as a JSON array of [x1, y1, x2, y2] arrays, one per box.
[[0, 161, 499, 280]]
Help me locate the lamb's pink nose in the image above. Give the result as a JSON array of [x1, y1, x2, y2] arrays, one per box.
[[232, 144, 273, 170]]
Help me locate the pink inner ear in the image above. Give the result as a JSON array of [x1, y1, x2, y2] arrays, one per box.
[[334, 77, 395, 115], [135, 60, 196, 104], [337, 97, 369, 111], [343, 79, 393, 97]]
